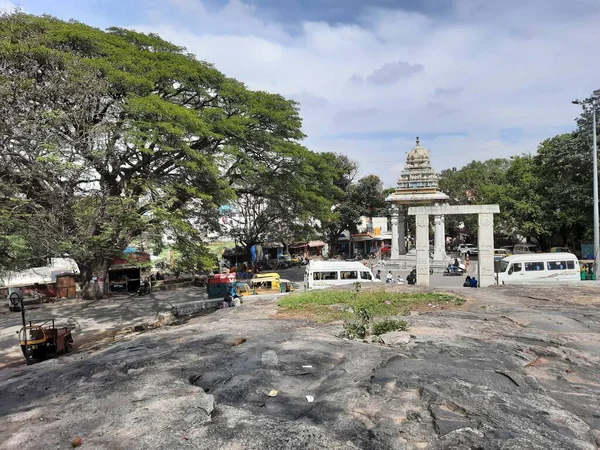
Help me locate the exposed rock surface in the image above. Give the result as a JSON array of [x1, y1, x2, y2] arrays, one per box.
[[0, 285, 599, 449], [378, 330, 411, 345]]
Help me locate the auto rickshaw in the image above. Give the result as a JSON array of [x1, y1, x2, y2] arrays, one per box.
[[249, 277, 294, 294], [18, 319, 73, 363]]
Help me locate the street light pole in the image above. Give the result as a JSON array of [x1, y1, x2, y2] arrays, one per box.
[[592, 98, 600, 279], [573, 92, 600, 279]]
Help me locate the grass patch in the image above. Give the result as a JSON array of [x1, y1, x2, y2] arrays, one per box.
[[278, 289, 465, 323]]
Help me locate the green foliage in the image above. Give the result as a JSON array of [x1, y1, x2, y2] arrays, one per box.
[[319, 158, 387, 256], [0, 13, 316, 296], [438, 128, 595, 248], [372, 319, 408, 336], [342, 308, 371, 339], [438, 159, 512, 236]]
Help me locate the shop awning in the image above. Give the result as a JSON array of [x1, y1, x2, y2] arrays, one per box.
[[289, 243, 307, 249], [308, 240, 326, 248]]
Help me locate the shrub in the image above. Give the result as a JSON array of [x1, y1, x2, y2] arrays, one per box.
[[342, 308, 371, 339], [372, 319, 408, 336]]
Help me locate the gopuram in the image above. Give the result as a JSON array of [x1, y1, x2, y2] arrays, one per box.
[[385, 138, 450, 269]]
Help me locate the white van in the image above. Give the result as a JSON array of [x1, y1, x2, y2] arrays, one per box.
[[497, 253, 580, 284], [305, 261, 381, 290]]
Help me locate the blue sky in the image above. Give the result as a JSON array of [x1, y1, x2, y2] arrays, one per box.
[[4, 0, 600, 186]]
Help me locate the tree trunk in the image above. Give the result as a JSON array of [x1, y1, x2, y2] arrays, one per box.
[[327, 235, 340, 258], [80, 259, 110, 300]]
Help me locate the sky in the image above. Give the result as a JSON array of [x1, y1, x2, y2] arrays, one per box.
[[4, 0, 600, 186]]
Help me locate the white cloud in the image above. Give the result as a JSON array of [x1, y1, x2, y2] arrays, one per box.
[[0, 1, 17, 13], [124, 0, 600, 186]]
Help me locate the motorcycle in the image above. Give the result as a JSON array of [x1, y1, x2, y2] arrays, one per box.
[[137, 279, 151, 296], [443, 263, 465, 276]]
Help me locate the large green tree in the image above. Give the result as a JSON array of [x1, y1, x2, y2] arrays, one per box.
[[534, 132, 593, 246], [0, 13, 315, 298]]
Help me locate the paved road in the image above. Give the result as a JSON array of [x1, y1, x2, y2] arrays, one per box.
[[0, 287, 211, 368], [277, 257, 481, 289]]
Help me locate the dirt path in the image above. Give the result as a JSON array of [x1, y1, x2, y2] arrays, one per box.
[[0, 284, 599, 449]]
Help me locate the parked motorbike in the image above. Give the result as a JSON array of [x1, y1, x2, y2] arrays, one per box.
[[137, 278, 151, 296]]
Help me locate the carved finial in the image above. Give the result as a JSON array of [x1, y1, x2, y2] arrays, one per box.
[[416, 136, 420, 146]]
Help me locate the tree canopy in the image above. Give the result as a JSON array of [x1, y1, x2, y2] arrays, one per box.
[[438, 129, 595, 249], [0, 13, 332, 297]]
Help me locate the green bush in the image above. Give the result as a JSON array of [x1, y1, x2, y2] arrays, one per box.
[[342, 308, 371, 339], [372, 319, 408, 335]]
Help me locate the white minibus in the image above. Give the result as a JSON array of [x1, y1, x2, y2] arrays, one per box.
[[305, 261, 381, 290], [496, 253, 580, 284]]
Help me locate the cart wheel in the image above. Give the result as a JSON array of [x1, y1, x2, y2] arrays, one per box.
[[65, 341, 73, 354]]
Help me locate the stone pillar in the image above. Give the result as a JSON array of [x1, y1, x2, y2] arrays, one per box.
[[477, 213, 495, 287], [415, 214, 430, 286], [398, 206, 406, 254], [391, 206, 400, 260], [433, 214, 444, 262], [441, 215, 446, 259]]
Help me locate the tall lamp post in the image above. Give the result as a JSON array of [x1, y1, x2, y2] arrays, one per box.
[[573, 90, 600, 278]]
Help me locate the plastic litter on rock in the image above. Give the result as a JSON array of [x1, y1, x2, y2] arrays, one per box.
[[302, 365, 313, 369], [305, 395, 315, 402], [267, 389, 278, 397]]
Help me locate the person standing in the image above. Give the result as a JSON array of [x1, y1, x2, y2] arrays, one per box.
[[376, 270, 381, 280], [386, 271, 393, 284]]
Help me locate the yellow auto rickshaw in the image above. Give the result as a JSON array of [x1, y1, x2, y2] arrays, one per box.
[[249, 277, 294, 294]]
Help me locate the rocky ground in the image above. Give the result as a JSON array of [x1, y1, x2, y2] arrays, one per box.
[[1, 284, 599, 450]]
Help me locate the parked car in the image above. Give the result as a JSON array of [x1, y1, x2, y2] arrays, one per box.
[[494, 248, 511, 259], [513, 244, 541, 254], [457, 244, 478, 255], [550, 246, 572, 253]]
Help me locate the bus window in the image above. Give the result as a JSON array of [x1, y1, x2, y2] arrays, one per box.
[[567, 261, 575, 269], [525, 262, 544, 271], [513, 263, 522, 272], [314, 271, 338, 280], [360, 271, 372, 280], [340, 271, 358, 280], [547, 261, 566, 270]]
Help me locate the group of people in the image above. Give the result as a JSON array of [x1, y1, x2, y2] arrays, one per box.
[[463, 275, 478, 288], [376, 263, 477, 287], [375, 269, 405, 284], [222, 291, 241, 308], [149, 272, 165, 282]]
